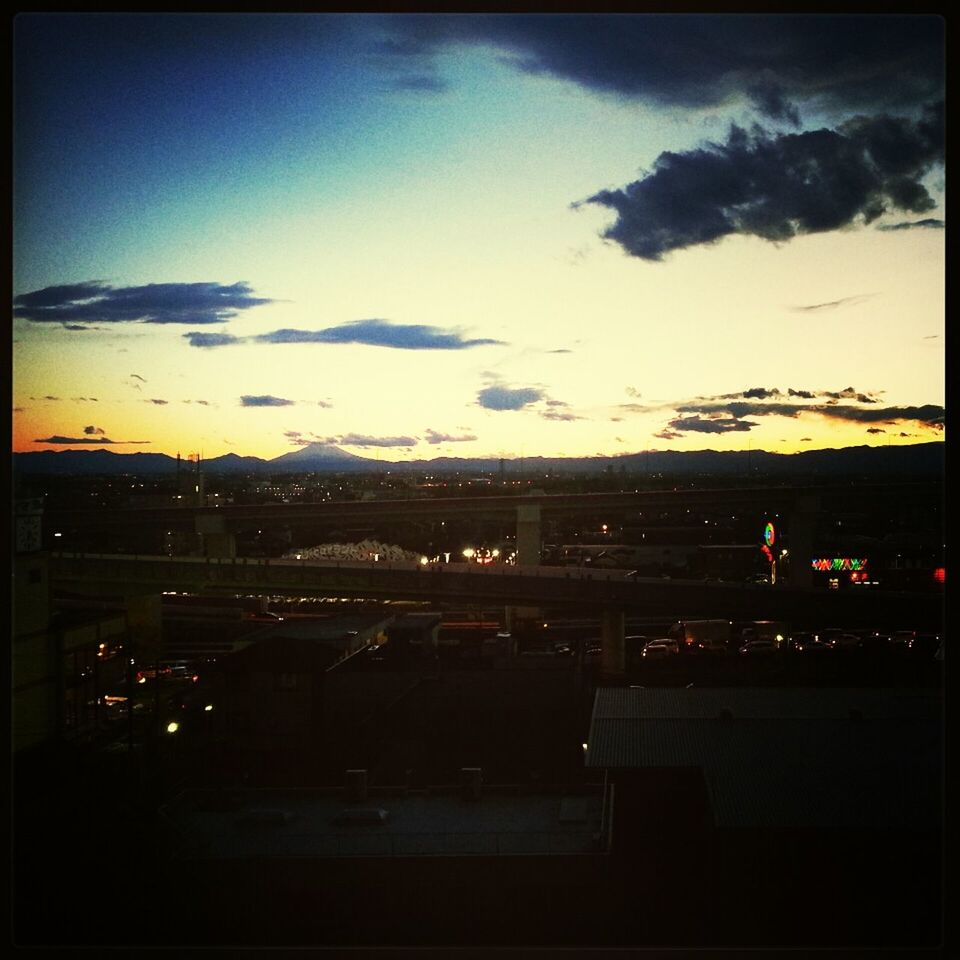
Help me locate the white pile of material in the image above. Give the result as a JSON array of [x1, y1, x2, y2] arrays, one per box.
[[284, 540, 421, 562]]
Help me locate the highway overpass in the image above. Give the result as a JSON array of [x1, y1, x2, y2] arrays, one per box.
[[50, 552, 943, 629]]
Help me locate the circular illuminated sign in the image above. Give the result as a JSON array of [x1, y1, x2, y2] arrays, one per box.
[[763, 522, 776, 547]]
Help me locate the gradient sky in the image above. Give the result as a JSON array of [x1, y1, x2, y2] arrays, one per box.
[[12, 13, 945, 461]]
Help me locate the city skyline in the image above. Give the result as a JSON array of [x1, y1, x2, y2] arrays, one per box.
[[13, 13, 945, 462]]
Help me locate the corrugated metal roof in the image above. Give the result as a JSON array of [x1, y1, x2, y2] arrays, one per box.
[[586, 688, 941, 829], [592, 687, 941, 720]]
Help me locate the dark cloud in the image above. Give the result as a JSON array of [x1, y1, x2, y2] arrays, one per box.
[[72, 396, 99, 402], [62, 323, 95, 331], [183, 332, 243, 348], [424, 429, 477, 444], [546, 348, 572, 354], [822, 387, 879, 404], [655, 428, 683, 440], [13, 407, 25, 413], [376, 15, 943, 115], [877, 218, 944, 231], [675, 398, 943, 428], [923, 335, 939, 340], [146, 398, 168, 406], [337, 433, 417, 448], [183, 320, 504, 350], [791, 294, 874, 312], [666, 415, 758, 434], [581, 103, 943, 260], [545, 399, 569, 407], [83, 425, 106, 435], [867, 427, 886, 434], [14, 281, 272, 325], [131, 373, 147, 382], [540, 409, 583, 422], [746, 80, 800, 126], [701, 386, 880, 404], [800, 437, 812, 442], [477, 385, 545, 411], [241, 395, 295, 407], [255, 320, 505, 350], [33, 435, 150, 445], [315, 400, 333, 408]]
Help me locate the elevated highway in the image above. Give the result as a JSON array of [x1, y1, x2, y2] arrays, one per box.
[[45, 481, 941, 529], [51, 552, 943, 629]]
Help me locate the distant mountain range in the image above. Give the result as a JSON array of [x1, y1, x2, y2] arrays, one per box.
[[12, 440, 946, 479]]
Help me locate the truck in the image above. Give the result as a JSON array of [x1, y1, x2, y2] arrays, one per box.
[[667, 619, 733, 653]]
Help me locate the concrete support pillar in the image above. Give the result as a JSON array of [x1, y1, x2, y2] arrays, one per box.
[[600, 605, 626, 680], [787, 495, 819, 590], [516, 504, 541, 566], [195, 513, 237, 558]]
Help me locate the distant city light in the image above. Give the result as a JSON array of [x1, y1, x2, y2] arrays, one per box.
[[204, 704, 214, 712], [54, 532, 62, 538], [166, 722, 179, 734]]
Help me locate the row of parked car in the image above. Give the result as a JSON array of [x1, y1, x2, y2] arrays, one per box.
[[634, 628, 942, 661]]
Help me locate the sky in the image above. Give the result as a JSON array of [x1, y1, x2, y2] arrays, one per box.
[[12, 13, 945, 462]]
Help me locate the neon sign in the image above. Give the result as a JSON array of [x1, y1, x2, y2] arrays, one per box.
[[810, 558, 868, 572], [763, 522, 775, 547]]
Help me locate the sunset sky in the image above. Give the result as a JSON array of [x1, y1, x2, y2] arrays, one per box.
[[13, 14, 945, 461]]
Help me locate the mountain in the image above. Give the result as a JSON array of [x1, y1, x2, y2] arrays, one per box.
[[12, 441, 945, 479], [202, 452, 272, 474], [267, 442, 369, 469], [11, 448, 179, 476]]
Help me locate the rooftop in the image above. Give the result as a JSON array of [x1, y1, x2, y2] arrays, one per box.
[[162, 787, 605, 860], [587, 687, 941, 830]]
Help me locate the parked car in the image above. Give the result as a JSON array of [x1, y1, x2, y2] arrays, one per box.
[[738, 639, 778, 656], [641, 638, 680, 659], [793, 633, 833, 654], [830, 633, 862, 651], [697, 636, 729, 654]]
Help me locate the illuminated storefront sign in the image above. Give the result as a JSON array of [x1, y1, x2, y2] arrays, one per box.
[[763, 522, 776, 547], [810, 558, 868, 572]]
